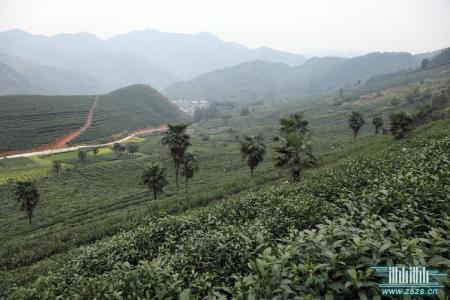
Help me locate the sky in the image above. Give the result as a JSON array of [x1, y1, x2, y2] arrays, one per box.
[[0, 0, 449, 55]]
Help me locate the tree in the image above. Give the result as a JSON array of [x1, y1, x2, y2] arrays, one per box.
[[142, 162, 168, 200], [275, 133, 317, 182], [161, 124, 191, 193], [92, 148, 99, 156], [421, 58, 429, 70], [14, 181, 39, 224], [240, 135, 266, 176], [389, 112, 414, 140], [180, 153, 199, 195], [126, 143, 139, 156], [112, 143, 121, 154], [78, 150, 87, 162], [391, 97, 401, 107], [348, 111, 365, 142], [372, 116, 384, 135], [279, 112, 309, 136], [52, 160, 62, 177], [240, 107, 250, 116]]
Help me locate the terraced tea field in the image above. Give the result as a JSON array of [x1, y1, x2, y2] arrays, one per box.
[[0, 95, 94, 153]]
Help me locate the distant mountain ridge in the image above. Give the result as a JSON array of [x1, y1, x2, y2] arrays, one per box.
[[164, 51, 431, 102], [0, 29, 306, 94], [0, 52, 104, 95]]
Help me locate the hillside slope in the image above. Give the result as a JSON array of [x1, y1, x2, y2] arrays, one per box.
[[164, 60, 295, 102], [5, 120, 450, 299], [164, 52, 421, 102], [73, 84, 185, 143], [0, 63, 38, 95], [0, 95, 94, 152], [0, 53, 104, 95]]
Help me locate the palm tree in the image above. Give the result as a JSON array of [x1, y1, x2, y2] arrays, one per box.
[[15, 181, 39, 224], [372, 116, 384, 135], [279, 112, 309, 136], [180, 153, 199, 196], [52, 160, 62, 177], [348, 111, 365, 142], [240, 135, 266, 176], [142, 162, 168, 200], [275, 133, 317, 182], [161, 124, 191, 193]]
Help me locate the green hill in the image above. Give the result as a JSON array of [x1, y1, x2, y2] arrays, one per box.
[[0, 84, 185, 153], [73, 84, 185, 143], [0, 94, 94, 152]]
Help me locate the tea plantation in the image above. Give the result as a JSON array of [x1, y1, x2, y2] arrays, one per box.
[[0, 95, 94, 152], [3, 120, 449, 299]]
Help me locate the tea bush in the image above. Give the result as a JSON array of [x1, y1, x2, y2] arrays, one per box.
[[6, 128, 450, 299]]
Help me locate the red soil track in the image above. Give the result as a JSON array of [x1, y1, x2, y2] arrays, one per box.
[[0, 97, 98, 157]]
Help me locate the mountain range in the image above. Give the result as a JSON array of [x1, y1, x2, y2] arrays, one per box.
[[164, 51, 427, 102], [0, 29, 306, 95]]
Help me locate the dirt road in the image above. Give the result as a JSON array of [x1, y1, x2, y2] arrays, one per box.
[[0, 96, 168, 160]]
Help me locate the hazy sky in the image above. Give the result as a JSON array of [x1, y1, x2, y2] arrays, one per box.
[[0, 0, 449, 55]]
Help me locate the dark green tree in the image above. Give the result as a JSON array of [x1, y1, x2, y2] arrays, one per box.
[[372, 116, 384, 135], [14, 181, 39, 224], [126, 143, 139, 156], [142, 162, 168, 200], [92, 148, 99, 156], [275, 133, 316, 182], [279, 112, 309, 136], [112, 143, 121, 154], [390, 112, 414, 140], [52, 160, 62, 177], [180, 153, 199, 196], [78, 150, 87, 162], [348, 111, 365, 142], [240, 135, 266, 176], [161, 124, 191, 193]]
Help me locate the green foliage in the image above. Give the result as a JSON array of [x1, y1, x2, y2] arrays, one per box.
[[348, 111, 365, 142], [0, 95, 93, 152], [389, 111, 414, 140], [421, 58, 429, 70], [51, 160, 62, 177], [162, 124, 191, 192], [279, 112, 309, 136], [14, 181, 39, 224], [92, 148, 99, 156], [126, 143, 139, 156], [73, 85, 184, 144], [77, 150, 87, 162], [240, 135, 266, 176], [371, 115, 383, 135], [275, 133, 316, 182], [180, 153, 199, 195], [142, 162, 168, 200], [6, 128, 450, 299]]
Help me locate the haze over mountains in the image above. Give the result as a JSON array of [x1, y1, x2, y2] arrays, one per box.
[[0, 28, 447, 99], [0, 29, 306, 95], [164, 52, 425, 102]]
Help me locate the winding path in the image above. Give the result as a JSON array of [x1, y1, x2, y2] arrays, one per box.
[[0, 96, 167, 160]]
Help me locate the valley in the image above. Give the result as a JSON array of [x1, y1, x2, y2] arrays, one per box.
[[0, 11, 449, 298]]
